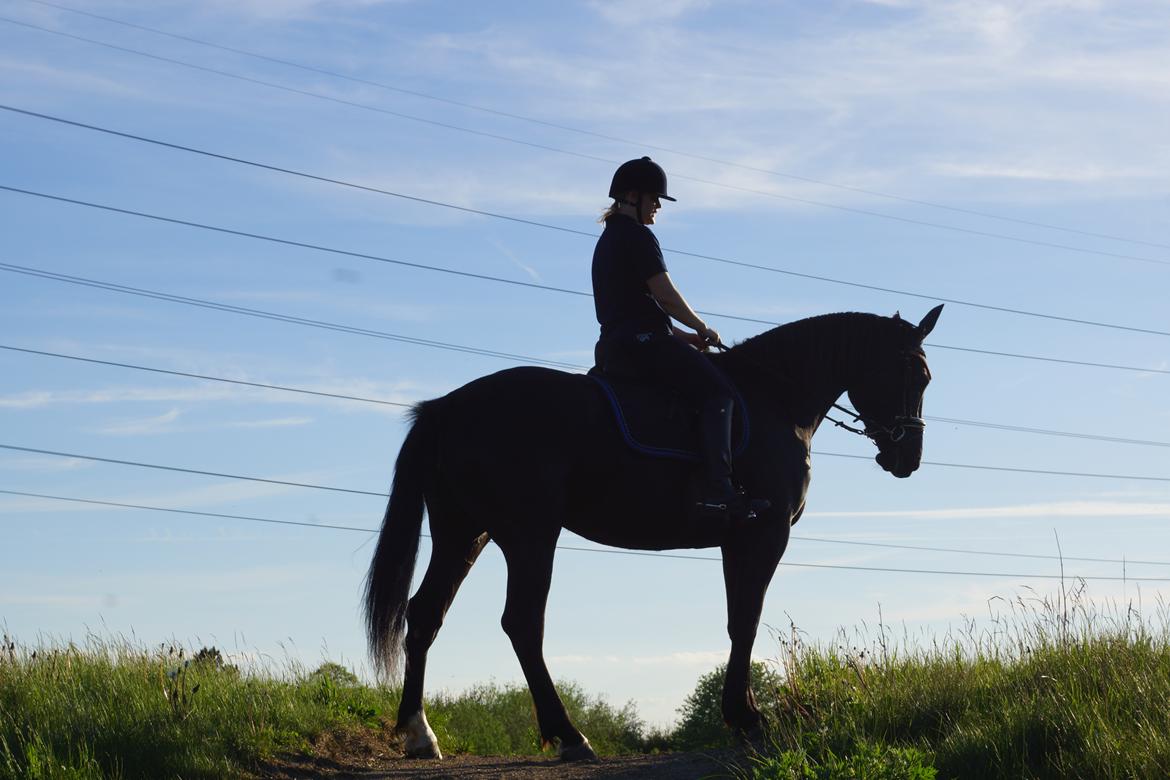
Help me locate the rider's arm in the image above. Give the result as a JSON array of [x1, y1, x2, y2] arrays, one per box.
[[646, 272, 720, 345]]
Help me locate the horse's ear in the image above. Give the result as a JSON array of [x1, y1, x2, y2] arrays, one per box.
[[917, 304, 944, 339], [892, 310, 902, 321]]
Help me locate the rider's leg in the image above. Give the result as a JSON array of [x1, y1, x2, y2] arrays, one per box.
[[632, 334, 765, 517], [696, 396, 739, 508]]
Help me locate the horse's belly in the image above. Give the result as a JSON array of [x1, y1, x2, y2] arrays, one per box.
[[564, 465, 729, 551]]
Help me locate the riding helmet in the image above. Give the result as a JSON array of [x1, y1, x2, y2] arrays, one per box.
[[608, 156, 676, 202]]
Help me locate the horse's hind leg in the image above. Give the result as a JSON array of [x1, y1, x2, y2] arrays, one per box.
[[397, 528, 489, 758], [497, 532, 597, 762]]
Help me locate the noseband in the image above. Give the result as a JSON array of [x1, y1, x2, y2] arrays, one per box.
[[826, 352, 925, 444], [827, 406, 925, 443]]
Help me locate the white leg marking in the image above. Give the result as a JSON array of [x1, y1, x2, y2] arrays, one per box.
[[401, 711, 442, 759]]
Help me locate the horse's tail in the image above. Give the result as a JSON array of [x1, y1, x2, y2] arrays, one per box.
[[363, 400, 438, 682]]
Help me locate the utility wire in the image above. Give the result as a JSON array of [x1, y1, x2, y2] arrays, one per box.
[[926, 343, 1165, 374], [816, 451, 1170, 483], [0, 344, 413, 408], [790, 534, 1170, 567], [13, 0, 1170, 254], [4, 106, 1170, 341], [923, 415, 1170, 448], [3, 487, 1166, 566], [0, 444, 387, 497], [4, 487, 1168, 582], [3, 16, 1169, 270], [4, 442, 1170, 517], [3, 188, 1169, 377], [6, 343, 1169, 449], [16, 0, 1170, 255], [2, 240, 1160, 381], [0, 261, 591, 371], [4, 255, 1166, 380], [0, 487, 378, 533]]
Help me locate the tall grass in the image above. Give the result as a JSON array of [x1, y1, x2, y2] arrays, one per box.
[[745, 583, 1170, 779], [5, 582, 1170, 779], [0, 636, 645, 779], [0, 639, 396, 779]]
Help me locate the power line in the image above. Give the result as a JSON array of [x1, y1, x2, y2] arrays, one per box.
[[0, 487, 379, 534], [4, 487, 1168, 582], [4, 16, 1170, 270], [6, 343, 1169, 450], [791, 534, 1170, 567], [815, 450, 1170, 483], [2, 188, 1168, 377], [0, 344, 414, 408], [14, 0, 1170, 254], [2, 242, 1160, 385], [0, 261, 591, 371], [924, 415, 1170, 448], [928, 344, 1170, 375], [4, 441, 1170, 521], [0, 444, 387, 497], [5, 257, 1167, 386], [4, 106, 1170, 341]]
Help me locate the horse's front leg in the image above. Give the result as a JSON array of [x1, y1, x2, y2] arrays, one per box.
[[720, 519, 790, 735]]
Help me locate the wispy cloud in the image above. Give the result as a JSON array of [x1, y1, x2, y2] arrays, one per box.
[[0, 58, 147, 100], [91, 408, 183, 436], [0, 455, 92, 473], [586, 0, 712, 26], [808, 500, 1170, 521], [491, 240, 541, 282], [400, 1, 1170, 210], [224, 416, 313, 429]]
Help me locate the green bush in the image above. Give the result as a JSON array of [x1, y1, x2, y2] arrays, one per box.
[[427, 680, 644, 756], [672, 661, 784, 750], [752, 739, 936, 780]]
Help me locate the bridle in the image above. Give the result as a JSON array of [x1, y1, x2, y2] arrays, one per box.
[[826, 351, 926, 444], [714, 340, 925, 446], [825, 402, 925, 444]]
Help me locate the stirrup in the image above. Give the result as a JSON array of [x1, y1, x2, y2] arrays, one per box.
[[695, 491, 771, 522]]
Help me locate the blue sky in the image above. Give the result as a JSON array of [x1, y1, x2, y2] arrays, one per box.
[[2, 0, 1168, 727]]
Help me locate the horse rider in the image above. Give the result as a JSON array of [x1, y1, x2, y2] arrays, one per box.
[[591, 156, 764, 522]]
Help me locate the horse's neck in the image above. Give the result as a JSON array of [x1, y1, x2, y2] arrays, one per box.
[[723, 314, 878, 433]]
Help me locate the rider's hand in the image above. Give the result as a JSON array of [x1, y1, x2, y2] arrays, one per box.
[[699, 325, 722, 349], [674, 330, 707, 351]]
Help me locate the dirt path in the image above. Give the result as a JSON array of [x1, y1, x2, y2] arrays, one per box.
[[261, 749, 739, 779]]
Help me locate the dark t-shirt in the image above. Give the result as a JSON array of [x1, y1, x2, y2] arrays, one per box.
[[591, 215, 671, 340]]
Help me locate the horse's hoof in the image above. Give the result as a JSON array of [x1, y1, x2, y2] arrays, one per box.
[[399, 711, 443, 760], [558, 738, 599, 763], [736, 722, 770, 754]]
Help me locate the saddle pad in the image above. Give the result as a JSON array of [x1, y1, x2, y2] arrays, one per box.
[[588, 374, 750, 462]]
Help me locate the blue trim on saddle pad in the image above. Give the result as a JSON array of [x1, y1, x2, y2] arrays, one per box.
[[589, 375, 751, 462]]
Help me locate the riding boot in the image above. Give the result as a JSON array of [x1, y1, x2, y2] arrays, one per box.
[[695, 399, 769, 522]]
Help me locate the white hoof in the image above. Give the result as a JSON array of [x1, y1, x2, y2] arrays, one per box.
[[399, 711, 442, 759], [558, 737, 598, 763]]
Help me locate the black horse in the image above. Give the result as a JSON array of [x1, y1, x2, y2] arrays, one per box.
[[365, 306, 943, 761]]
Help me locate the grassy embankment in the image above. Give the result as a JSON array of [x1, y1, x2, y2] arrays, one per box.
[[4, 584, 1170, 779]]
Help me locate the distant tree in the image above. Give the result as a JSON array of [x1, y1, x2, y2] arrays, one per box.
[[310, 662, 361, 687], [671, 661, 783, 750]]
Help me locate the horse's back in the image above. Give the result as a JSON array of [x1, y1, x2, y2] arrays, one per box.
[[443, 366, 597, 423], [431, 366, 606, 468]]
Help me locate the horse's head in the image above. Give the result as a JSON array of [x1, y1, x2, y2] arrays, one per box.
[[845, 305, 942, 478]]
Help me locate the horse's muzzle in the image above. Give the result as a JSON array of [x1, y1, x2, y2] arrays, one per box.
[[875, 446, 920, 478]]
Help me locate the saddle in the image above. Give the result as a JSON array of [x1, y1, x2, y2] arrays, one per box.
[[587, 367, 750, 462]]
